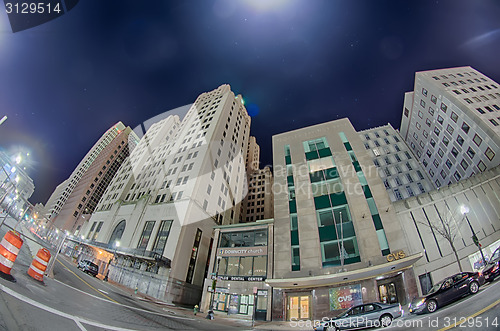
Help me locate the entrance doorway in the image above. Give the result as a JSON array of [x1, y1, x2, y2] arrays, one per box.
[[378, 282, 398, 304], [287, 295, 311, 320]]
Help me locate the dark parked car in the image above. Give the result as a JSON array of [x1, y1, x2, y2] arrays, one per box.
[[77, 259, 99, 277], [482, 247, 500, 283], [409, 272, 481, 314], [313, 302, 402, 331]]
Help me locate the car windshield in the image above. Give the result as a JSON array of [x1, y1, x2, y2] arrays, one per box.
[[427, 280, 444, 294], [334, 309, 349, 318], [491, 249, 499, 262]]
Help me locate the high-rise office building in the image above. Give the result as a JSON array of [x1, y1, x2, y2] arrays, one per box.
[[241, 166, 274, 222], [44, 122, 138, 222], [268, 118, 421, 321], [246, 136, 260, 173], [240, 136, 274, 222], [359, 124, 433, 201], [400, 66, 500, 188], [83, 85, 251, 305], [51, 124, 138, 233]]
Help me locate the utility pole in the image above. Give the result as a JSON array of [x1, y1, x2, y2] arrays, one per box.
[[207, 256, 221, 319], [461, 205, 486, 265]]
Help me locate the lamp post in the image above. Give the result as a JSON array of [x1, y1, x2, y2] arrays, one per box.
[[460, 205, 486, 265], [113, 240, 120, 262], [0, 166, 17, 206], [207, 255, 222, 318]]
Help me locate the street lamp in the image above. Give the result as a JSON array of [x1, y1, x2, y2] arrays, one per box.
[[207, 256, 222, 318], [113, 240, 120, 262], [460, 205, 486, 265]]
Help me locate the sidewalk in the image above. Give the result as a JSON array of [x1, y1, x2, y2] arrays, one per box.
[[12, 222, 300, 330], [95, 274, 301, 330]]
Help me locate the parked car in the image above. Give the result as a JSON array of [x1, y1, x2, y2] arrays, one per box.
[[77, 259, 99, 277], [482, 247, 500, 283], [313, 302, 402, 331], [409, 272, 481, 314]]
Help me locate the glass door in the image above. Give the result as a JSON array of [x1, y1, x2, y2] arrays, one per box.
[[288, 295, 311, 320], [378, 283, 398, 304], [289, 296, 299, 320], [300, 296, 310, 319]]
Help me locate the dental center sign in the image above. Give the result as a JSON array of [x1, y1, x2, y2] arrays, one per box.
[[329, 284, 363, 310]]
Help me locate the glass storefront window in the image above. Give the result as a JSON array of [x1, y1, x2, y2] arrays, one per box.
[[253, 256, 267, 276], [218, 256, 267, 277], [218, 256, 228, 275], [239, 256, 253, 276], [219, 229, 268, 248], [227, 257, 239, 276], [256, 294, 267, 310], [254, 229, 267, 246]]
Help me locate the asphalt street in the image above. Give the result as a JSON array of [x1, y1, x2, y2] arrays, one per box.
[[386, 280, 500, 331], [1, 215, 499, 331], [0, 217, 250, 331]]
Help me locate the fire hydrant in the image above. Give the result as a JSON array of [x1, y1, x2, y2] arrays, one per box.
[[193, 305, 199, 315]]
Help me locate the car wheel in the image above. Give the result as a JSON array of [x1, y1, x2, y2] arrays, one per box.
[[379, 314, 393, 327], [469, 281, 479, 294], [325, 324, 337, 331], [426, 299, 438, 313]]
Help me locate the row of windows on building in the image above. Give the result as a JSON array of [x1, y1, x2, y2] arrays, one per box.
[[373, 152, 413, 167], [430, 70, 480, 81]]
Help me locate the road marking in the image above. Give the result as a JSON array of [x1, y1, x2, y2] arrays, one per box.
[[0, 283, 143, 331], [74, 319, 88, 331], [98, 289, 109, 294], [56, 259, 119, 304], [437, 298, 500, 331], [53, 259, 195, 321]]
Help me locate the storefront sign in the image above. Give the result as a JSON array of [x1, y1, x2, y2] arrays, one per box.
[[386, 250, 406, 262], [215, 275, 267, 281], [218, 246, 267, 257], [329, 284, 362, 310], [208, 286, 229, 293]]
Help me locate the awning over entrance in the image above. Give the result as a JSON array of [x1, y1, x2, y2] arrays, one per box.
[[266, 252, 423, 289]]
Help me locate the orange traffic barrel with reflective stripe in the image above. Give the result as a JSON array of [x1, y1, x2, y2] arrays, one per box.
[[0, 230, 24, 275], [28, 248, 51, 281]]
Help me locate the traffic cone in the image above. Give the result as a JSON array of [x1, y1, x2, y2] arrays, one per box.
[[28, 248, 51, 282], [0, 230, 23, 282]]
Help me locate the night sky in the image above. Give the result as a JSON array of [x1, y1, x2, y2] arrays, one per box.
[[1, 0, 499, 204]]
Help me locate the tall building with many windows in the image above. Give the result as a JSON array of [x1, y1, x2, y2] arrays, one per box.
[[269, 118, 421, 321], [82, 85, 251, 305], [246, 136, 260, 173], [400, 66, 500, 188], [359, 124, 433, 202], [43, 122, 138, 221], [240, 137, 274, 223], [51, 125, 137, 233], [241, 166, 274, 222]]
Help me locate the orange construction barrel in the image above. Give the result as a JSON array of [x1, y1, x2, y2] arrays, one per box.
[[28, 248, 51, 282], [0, 230, 24, 277]]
